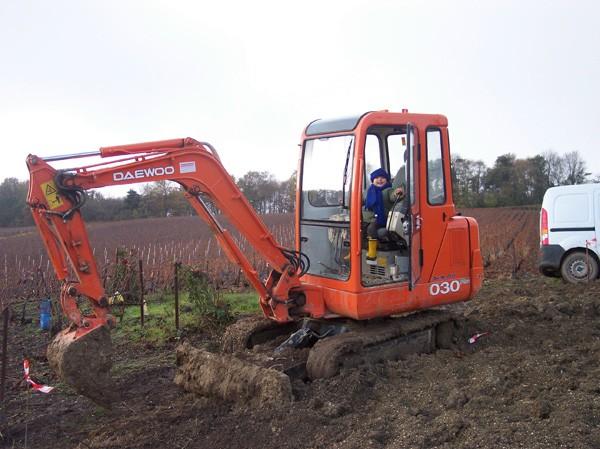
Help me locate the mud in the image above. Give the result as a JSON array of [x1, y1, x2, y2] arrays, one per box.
[[46, 325, 117, 408], [5, 276, 600, 449], [221, 314, 298, 353], [174, 341, 293, 407]]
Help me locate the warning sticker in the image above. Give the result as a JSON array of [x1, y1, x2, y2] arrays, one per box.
[[40, 181, 64, 209]]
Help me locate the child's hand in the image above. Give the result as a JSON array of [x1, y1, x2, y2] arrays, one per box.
[[395, 187, 404, 197]]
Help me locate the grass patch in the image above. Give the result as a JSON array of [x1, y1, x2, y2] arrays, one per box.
[[111, 290, 259, 346], [223, 292, 259, 314]]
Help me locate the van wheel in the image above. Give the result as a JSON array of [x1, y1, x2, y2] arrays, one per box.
[[561, 251, 599, 283]]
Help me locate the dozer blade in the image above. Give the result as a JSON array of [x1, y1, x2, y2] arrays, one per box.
[[47, 325, 117, 408], [175, 342, 292, 407]]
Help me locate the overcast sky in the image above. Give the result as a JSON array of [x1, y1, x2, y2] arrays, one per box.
[[1, 0, 599, 195]]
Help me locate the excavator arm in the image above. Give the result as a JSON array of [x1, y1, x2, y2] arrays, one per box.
[[26, 137, 308, 338]]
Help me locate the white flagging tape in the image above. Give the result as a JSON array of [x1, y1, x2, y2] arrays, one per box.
[[23, 359, 54, 394]]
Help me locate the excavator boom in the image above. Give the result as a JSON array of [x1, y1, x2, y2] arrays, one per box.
[[27, 137, 306, 327]]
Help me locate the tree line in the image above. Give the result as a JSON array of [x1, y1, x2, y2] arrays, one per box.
[[0, 171, 297, 228], [452, 150, 591, 207], [0, 150, 593, 227]]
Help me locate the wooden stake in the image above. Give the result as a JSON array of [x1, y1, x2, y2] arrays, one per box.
[[139, 259, 145, 327], [174, 262, 180, 332], [0, 307, 9, 405]]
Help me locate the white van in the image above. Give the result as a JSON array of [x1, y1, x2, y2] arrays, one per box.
[[540, 184, 600, 282]]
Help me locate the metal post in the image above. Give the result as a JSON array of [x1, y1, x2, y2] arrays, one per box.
[[0, 307, 9, 404], [586, 243, 591, 283], [174, 262, 180, 332], [138, 259, 145, 327]]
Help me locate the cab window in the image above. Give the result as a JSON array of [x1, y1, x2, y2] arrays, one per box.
[[387, 134, 407, 187], [364, 134, 381, 189], [388, 130, 415, 204], [426, 129, 445, 205]]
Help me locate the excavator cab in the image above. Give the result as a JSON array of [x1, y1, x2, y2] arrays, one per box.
[[299, 114, 415, 284], [298, 111, 483, 320]]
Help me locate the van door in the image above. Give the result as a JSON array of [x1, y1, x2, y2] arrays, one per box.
[[551, 189, 595, 250]]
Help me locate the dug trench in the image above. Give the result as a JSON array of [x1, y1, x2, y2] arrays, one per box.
[[4, 276, 600, 449]]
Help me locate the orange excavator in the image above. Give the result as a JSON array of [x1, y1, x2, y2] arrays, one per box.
[[26, 110, 483, 405]]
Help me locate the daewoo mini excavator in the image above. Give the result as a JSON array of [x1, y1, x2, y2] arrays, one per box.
[[26, 110, 483, 406]]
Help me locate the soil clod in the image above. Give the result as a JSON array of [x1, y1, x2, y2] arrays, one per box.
[[174, 341, 293, 407], [47, 325, 117, 408]]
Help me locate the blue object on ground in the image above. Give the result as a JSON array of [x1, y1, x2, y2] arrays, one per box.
[[40, 298, 52, 330]]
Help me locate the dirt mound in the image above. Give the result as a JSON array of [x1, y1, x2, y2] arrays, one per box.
[[221, 314, 298, 353], [174, 341, 292, 407]]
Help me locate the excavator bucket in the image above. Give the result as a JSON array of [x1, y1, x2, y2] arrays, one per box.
[[47, 326, 117, 408]]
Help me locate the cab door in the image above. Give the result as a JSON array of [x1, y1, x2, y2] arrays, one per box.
[[406, 124, 421, 289]]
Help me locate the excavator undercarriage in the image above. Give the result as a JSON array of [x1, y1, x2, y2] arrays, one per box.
[[174, 307, 471, 406]]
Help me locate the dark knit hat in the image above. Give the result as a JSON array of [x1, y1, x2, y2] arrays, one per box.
[[370, 168, 391, 182]]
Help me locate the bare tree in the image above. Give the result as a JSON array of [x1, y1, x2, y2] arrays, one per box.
[[563, 151, 589, 185], [543, 150, 566, 186]]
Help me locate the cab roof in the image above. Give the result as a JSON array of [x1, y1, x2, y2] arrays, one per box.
[[305, 113, 369, 136], [305, 110, 447, 136]]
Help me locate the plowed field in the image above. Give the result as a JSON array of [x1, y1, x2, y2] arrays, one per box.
[[1, 208, 538, 307]]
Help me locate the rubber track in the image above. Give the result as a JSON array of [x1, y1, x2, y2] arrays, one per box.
[[306, 309, 455, 379]]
